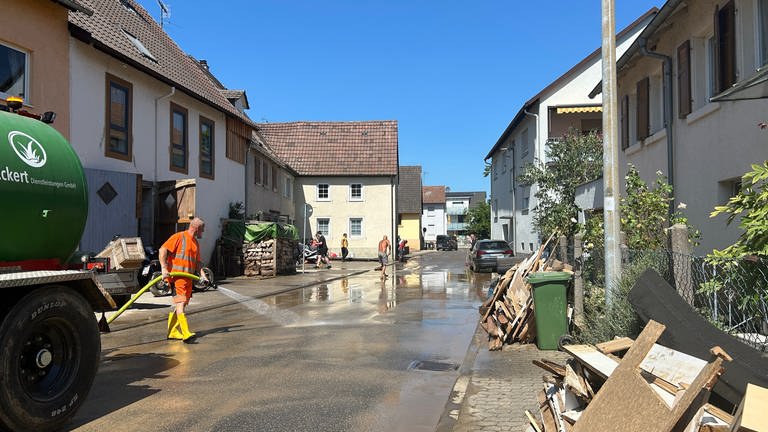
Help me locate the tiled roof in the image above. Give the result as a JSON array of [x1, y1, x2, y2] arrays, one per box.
[[398, 166, 422, 213], [256, 121, 399, 176], [69, 0, 254, 126], [423, 186, 446, 204], [54, 0, 92, 14]]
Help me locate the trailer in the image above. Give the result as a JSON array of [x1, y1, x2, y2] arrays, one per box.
[[0, 104, 119, 431]]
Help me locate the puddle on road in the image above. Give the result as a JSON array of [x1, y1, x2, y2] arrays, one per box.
[[219, 267, 493, 328]]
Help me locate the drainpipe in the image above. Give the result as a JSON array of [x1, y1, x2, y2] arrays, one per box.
[[523, 108, 539, 248], [638, 38, 675, 219], [152, 86, 175, 244]]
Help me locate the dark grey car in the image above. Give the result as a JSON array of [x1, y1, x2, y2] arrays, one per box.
[[466, 239, 514, 273]]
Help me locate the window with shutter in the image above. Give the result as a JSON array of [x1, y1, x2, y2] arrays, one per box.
[[677, 40, 692, 118], [636, 77, 650, 141], [714, 1, 736, 93]]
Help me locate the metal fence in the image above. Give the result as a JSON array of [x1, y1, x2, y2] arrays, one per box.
[[563, 243, 768, 352]]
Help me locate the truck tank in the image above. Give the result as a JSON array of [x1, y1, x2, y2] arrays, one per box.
[[0, 110, 88, 264]]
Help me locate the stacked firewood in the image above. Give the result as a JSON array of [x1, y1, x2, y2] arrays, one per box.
[[480, 234, 570, 351], [243, 238, 297, 277], [525, 320, 740, 432]]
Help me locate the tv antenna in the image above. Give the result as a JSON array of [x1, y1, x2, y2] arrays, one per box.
[[157, 0, 170, 28]]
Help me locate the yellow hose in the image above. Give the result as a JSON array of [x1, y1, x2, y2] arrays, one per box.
[[106, 271, 200, 325]]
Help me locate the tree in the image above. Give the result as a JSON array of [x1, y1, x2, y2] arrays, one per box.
[[710, 161, 768, 258], [517, 129, 603, 239], [621, 165, 699, 250], [466, 200, 490, 239]]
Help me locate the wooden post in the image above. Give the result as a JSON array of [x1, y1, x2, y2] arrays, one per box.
[[574, 232, 584, 327], [670, 223, 694, 306]]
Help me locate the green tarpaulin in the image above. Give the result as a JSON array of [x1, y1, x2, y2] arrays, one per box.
[[222, 221, 298, 246]]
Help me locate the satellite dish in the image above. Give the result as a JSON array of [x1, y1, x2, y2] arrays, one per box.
[[305, 203, 313, 217]]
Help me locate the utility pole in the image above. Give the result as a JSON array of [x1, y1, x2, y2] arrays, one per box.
[[601, 0, 621, 306]]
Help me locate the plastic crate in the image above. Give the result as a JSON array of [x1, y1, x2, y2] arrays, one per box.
[[96, 237, 146, 269]]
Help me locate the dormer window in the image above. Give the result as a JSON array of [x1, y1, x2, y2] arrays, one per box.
[[122, 29, 157, 62]]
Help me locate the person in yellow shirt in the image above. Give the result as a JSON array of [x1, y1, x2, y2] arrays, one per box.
[[341, 233, 349, 262]]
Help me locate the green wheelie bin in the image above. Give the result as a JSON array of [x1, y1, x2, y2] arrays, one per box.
[[526, 271, 572, 350]]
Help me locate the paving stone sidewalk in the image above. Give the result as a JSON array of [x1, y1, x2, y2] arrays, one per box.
[[449, 328, 570, 432]]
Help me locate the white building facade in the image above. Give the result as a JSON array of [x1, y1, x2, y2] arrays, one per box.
[[486, 9, 657, 255]]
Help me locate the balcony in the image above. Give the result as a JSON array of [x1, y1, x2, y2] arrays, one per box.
[[446, 207, 467, 216], [447, 222, 467, 231]]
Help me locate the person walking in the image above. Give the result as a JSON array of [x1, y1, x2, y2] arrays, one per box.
[[160, 217, 208, 342], [340, 233, 349, 262], [315, 231, 331, 269], [378, 235, 391, 279]]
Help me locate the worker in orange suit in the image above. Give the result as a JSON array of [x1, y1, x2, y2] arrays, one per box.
[[159, 217, 208, 342]]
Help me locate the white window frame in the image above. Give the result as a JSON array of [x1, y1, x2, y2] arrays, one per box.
[[0, 42, 29, 100], [317, 183, 330, 201], [349, 217, 363, 237], [650, 72, 664, 134], [316, 218, 330, 236], [427, 206, 435, 216], [349, 183, 363, 201]]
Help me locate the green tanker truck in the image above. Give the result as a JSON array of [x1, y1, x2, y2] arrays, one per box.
[[0, 107, 116, 432]]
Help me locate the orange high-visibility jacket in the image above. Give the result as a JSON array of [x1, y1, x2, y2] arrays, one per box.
[[162, 231, 201, 275]]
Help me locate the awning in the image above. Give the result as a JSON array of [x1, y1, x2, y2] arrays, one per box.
[[555, 105, 602, 114]]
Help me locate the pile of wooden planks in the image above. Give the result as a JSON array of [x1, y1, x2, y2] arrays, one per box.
[[479, 234, 571, 351], [525, 320, 742, 432], [243, 238, 296, 277]]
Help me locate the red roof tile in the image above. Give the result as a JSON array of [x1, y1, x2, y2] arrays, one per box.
[[423, 186, 446, 204], [256, 121, 398, 176]]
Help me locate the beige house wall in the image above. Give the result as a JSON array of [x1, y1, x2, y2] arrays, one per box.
[[617, 0, 767, 254], [296, 176, 395, 259], [245, 151, 295, 222], [0, 0, 71, 139], [398, 213, 422, 251]]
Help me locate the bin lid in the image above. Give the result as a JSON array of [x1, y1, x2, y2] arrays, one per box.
[[526, 271, 572, 284]]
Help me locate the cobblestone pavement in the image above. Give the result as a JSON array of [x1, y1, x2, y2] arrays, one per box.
[[449, 328, 570, 432]]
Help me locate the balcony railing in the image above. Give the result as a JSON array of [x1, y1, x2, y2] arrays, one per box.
[[446, 207, 467, 216]]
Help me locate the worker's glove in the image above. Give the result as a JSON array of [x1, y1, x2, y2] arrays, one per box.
[[161, 268, 170, 280]]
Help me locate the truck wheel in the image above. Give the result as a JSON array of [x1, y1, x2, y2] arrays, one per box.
[[0, 287, 100, 432]]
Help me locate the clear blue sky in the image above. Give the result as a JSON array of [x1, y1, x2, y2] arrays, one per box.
[[135, 0, 661, 194]]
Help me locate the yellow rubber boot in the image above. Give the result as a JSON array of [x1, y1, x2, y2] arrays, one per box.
[[176, 313, 196, 341], [167, 312, 184, 340]]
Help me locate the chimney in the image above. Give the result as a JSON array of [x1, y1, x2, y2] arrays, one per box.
[[199, 59, 209, 70]]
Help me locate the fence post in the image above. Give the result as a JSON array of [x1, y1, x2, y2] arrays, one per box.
[[670, 223, 694, 306], [559, 235, 568, 265], [573, 232, 584, 327]]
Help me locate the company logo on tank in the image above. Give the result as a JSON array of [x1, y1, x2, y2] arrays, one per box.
[[8, 130, 47, 168], [2, 130, 76, 189]]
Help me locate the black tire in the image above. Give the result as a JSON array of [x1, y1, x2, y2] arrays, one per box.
[[0, 287, 101, 432], [149, 271, 171, 297], [558, 334, 575, 351]]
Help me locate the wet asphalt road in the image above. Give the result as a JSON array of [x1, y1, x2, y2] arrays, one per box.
[[67, 251, 495, 432]]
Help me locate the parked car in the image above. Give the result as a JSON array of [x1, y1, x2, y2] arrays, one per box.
[[466, 239, 515, 273], [435, 235, 458, 251]]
